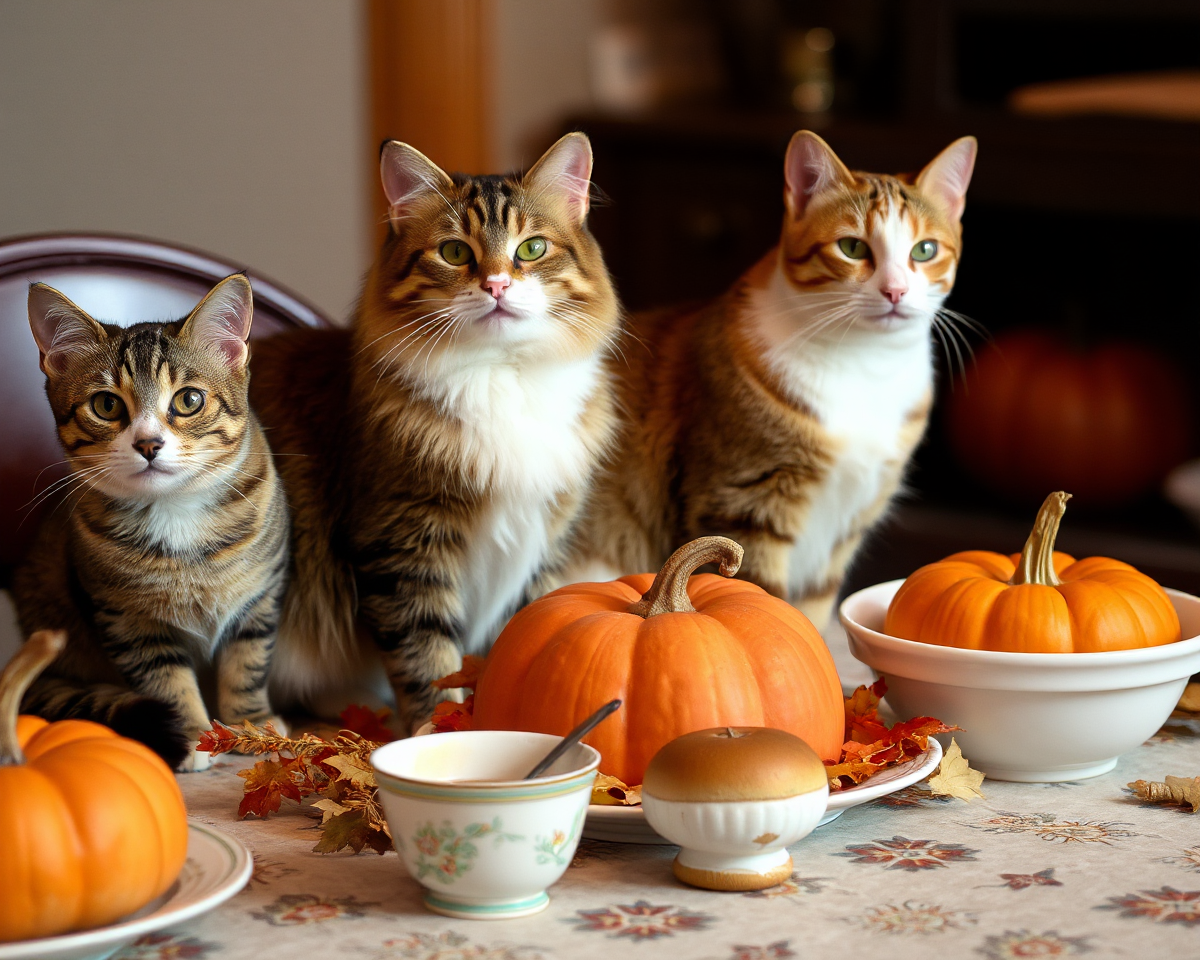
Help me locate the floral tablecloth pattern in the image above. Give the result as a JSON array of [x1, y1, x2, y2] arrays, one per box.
[[117, 713, 1200, 960]]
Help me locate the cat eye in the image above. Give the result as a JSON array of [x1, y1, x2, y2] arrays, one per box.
[[515, 237, 547, 262], [439, 240, 473, 266], [911, 240, 938, 262], [90, 392, 125, 421], [837, 238, 870, 260], [170, 388, 205, 417]]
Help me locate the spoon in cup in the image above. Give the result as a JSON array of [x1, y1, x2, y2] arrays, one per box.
[[524, 699, 622, 779]]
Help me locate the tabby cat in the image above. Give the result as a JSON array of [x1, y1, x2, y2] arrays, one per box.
[[13, 275, 289, 770], [251, 132, 620, 729], [575, 131, 977, 630]]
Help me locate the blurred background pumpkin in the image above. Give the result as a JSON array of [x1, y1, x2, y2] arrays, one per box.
[[946, 329, 1193, 508]]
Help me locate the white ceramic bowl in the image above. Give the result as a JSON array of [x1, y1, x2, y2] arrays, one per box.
[[840, 581, 1200, 782], [371, 730, 599, 920], [643, 788, 828, 890]]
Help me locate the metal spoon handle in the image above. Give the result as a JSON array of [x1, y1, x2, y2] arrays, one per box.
[[524, 698, 622, 779]]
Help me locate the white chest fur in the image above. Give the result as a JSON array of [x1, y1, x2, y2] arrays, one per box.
[[414, 352, 604, 650], [749, 267, 933, 596]]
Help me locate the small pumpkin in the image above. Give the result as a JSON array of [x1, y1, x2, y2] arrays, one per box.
[[946, 330, 1192, 507], [0, 631, 189, 942], [473, 537, 844, 785], [886, 491, 1181, 653]]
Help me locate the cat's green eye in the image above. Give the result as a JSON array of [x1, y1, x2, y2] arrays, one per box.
[[90, 392, 125, 421], [515, 237, 547, 262], [837, 237, 870, 260], [439, 240, 473, 266], [171, 388, 205, 417], [911, 239, 938, 262]]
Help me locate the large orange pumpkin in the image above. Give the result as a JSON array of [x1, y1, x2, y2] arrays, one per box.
[[886, 492, 1181, 653], [946, 330, 1192, 506], [473, 537, 844, 785], [0, 631, 189, 942]]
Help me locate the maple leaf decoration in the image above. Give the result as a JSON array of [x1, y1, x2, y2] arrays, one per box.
[[928, 737, 986, 801], [823, 678, 959, 791], [338, 704, 397, 743], [1129, 775, 1200, 813], [428, 655, 484, 733], [199, 718, 391, 855]]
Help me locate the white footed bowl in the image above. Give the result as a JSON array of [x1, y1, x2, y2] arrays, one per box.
[[643, 788, 828, 890], [840, 581, 1200, 782], [371, 731, 599, 919]]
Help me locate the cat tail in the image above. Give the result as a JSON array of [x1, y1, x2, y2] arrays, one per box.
[[20, 675, 192, 769]]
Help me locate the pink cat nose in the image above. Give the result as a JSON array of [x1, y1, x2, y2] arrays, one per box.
[[881, 283, 907, 304], [484, 273, 511, 299]]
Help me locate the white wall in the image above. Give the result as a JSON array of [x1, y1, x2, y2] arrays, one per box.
[[493, 0, 604, 173], [0, 0, 369, 324]]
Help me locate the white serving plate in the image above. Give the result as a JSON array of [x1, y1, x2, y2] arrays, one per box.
[[582, 738, 942, 844], [0, 821, 252, 960]]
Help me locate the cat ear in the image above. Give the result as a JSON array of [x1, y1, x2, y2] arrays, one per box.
[[28, 283, 107, 377], [784, 131, 854, 219], [524, 132, 593, 223], [380, 140, 455, 224], [180, 274, 253, 368], [916, 137, 977, 223]]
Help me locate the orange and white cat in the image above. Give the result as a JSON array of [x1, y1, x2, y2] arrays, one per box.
[[574, 131, 977, 630]]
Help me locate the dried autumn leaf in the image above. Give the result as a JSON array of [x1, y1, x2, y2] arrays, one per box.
[[196, 722, 238, 755], [323, 753, 377, 788], [1177, 682, 1200, 715], [237, 759, 304, 818], [310, 798, 352, 824], [432, 655, 486, 691], [338, 704, 397, 743], [928, 738, 986, 802], [844, 678, 891, 744], [591, 773, 642, 806], [430, 695, 474, 733], [312, 809, 390, 855], [1129, 775, 1200, 813]]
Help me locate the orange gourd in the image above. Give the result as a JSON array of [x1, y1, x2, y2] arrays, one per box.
[[0, 631, 189, 943], [886, 492, 1181, 653], [473, 537, 844, 785]]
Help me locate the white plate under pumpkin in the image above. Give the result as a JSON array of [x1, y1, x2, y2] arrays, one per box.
[[0, 821, 252, 960]]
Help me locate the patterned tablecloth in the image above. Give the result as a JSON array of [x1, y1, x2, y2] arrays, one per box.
[[112, 709, 1200, 960]]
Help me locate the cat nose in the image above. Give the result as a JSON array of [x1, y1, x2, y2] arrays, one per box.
[[484, 273, 511, 299], [881, 280, 908, 304], [134, 437, 164, 462]]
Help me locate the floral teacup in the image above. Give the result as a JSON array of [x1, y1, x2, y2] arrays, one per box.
[[371, 730, 600, 919]]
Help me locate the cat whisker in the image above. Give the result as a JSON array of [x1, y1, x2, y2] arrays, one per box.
[[18, 462, 113, 516]]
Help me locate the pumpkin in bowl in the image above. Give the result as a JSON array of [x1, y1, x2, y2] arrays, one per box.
[[885, 491, 1181, 653], [472, 537, 844, 786], [0, 631, 189, 942]]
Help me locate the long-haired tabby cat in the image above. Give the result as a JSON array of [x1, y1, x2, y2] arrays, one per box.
[[13, 275, 289, 770], [251, 132, 620, 730], [575, 131, 977, 630]]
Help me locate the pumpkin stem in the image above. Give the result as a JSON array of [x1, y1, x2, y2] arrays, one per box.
[[1010, 491, 1071, 587], [628, 536, 744, 618], [0, 630, 66, 766]]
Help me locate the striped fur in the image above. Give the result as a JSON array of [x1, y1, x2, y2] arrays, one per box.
[[12, 276, 290, 770], [251, 133, 621, 730], [574, 132, 976, 630]]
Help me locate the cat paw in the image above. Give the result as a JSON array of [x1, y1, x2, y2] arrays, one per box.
[[176, 745, 212, 773]]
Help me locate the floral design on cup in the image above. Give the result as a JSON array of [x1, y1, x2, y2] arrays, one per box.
[[412, 818, 524, 884], [534, 808, 584, 866]]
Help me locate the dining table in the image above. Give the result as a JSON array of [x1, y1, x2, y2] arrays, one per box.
[[112, 625, 1200, 960]]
